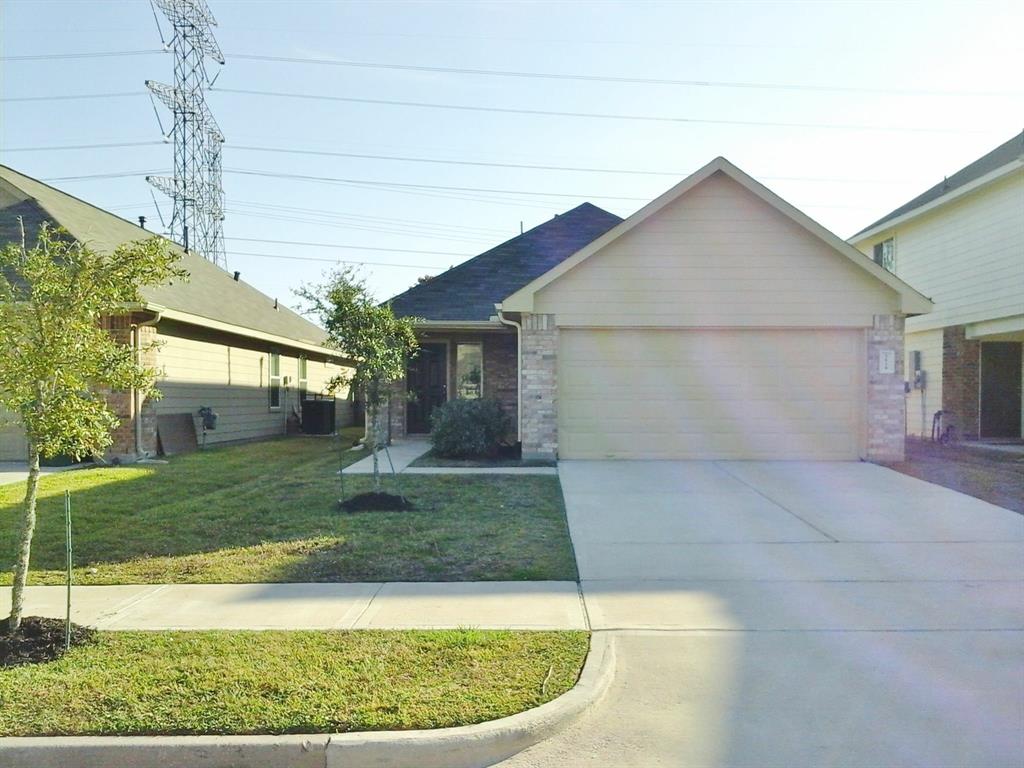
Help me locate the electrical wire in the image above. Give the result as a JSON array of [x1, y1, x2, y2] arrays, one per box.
[[225, 250, 446, 269], [2, 48, 1012, 98], [224, 236, 471, 257], [212, 87, 983, 134]]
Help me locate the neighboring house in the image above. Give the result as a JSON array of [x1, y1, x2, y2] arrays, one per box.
[[850, 132, 1024, 442], [0, 165, 354, 461], [387, 157, 931, 462]]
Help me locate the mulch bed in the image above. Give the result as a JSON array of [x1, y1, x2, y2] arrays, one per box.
[[1, 616, 96, 667], [339, 492, 415, 512], [884, 438, 1024, 514]]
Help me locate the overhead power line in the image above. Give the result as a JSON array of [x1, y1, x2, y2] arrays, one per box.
[[226, 53, 1020, 98], [223, 168, 650, 201], [2, 48, 1012, 97], [2, 141, 164, 152], [6, 140, 908, 185], [225, 236, 471, 257], [0, 50, 163, 61], [211, 87, 981, 134], [1, 92, 141, 102], [226, 250, 446, 269]]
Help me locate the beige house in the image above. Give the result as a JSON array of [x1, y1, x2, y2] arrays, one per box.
[[0, 165, 354, 462], [850, 132, 1024, 442], [389, 157, 931, 462]]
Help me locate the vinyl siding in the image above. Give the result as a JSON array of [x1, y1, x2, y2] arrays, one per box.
[[154, 322, 352, 447], [904, 329, 944, 437], [534, 172, 899, 327], [856, 170, 1024, 334]]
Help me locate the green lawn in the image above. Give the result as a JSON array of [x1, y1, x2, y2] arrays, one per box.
[[0, 629, 589, 736], [0, 431, 577, 584]]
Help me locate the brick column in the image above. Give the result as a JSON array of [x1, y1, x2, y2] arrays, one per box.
[[521, 313, 558, 460], [387, 378, 407, 442], [101, 314, 159, 461], [941, 325, 980, 440], [866, 314, 906, 462]]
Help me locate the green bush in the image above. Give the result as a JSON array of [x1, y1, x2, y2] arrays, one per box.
[[430, 399, 512, 458]]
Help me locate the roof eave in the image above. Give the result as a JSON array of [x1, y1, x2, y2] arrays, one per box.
[[850, 159, 1024, 244], [146, 303, 350, 360]]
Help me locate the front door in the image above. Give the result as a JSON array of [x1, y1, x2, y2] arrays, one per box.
[[980, 342, 1023, 438], [407, 343, 447, 433]]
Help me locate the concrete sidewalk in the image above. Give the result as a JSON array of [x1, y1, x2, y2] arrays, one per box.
[[0, 581, 587, 631], [343, 439, 558, 475]]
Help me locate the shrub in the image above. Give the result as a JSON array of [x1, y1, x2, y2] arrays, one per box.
[[430, 399, 512, 459]]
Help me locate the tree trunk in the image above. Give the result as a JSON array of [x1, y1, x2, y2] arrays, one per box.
[[8, 445, 41, 633]]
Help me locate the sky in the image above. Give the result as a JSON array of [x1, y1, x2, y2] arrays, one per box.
[[1, 0, 1021, 310]]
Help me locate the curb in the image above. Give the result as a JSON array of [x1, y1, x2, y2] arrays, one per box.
[[0, 633, 615, 768]]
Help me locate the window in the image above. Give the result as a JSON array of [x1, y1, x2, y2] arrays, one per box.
[[873, 237, 896, 272], [269, 351, 281, 409], [455, 343, 483, 399], [297, 356, 308, 401]]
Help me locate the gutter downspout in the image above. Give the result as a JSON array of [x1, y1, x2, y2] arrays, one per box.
[[496, 305, 522, 442], [131, 309, 163, 459]]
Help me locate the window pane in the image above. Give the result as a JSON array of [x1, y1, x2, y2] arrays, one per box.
[[270, 352, 280, 376], [456, 344, 483, 399], [269, 384, 281, 408]]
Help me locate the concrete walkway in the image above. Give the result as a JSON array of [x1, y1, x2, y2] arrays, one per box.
[[497, 460, 1024, 768], [0, 581, 586, 631], [344, 439, 431, 474], [0, 462, 81, 488], [343, 439, 557, 475]]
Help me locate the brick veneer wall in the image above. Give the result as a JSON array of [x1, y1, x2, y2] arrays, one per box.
[[866, 314, 906, 462], [941, 325, 981, 440], [520, 313, 558, 460], [389, 330, 518, 439], [102, 314, 159, 460]]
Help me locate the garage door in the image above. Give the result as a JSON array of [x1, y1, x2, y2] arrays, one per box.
[[559, 329, 865, 460]]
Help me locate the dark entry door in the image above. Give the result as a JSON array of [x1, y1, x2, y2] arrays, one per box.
[[407, 343, 447, 433], [980, 342, 1023, 438]]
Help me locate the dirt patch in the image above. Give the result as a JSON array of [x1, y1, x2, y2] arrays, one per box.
[[1, 616, 96, 667], [339, 492, 414, 512], [884, 439, 1024, 514]]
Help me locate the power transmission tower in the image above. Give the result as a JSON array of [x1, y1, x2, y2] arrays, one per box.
[[146, 0, 227, 268]]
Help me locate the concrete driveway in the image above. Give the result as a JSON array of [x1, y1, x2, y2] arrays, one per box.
[[499, 461, 1024, 767]]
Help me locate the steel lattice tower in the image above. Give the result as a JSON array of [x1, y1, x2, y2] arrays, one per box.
[[146, 0, 226, 267]]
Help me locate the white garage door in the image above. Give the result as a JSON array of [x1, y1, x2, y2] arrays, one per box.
[[559, 329, 865, 460]]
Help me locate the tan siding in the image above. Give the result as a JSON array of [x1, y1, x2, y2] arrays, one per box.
[[904, 329, 944, 437], [858, 171, 1024, 334], [154, 325, 352, 445], [535, 173, 899, 327]]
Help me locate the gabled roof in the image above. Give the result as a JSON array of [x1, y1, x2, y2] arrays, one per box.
[[0, 165, 334, 354], [851, 130, 1024, 241], [502, 157, 933, 316], [387, 203, 622, 322]]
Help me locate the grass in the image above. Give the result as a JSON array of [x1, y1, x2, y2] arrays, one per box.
[[0, 429, 578, 584], [0, 629, 590, 736], [411, 450, 557, 469]]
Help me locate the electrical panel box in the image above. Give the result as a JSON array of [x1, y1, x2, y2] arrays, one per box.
[[910, 350, 926, 389]]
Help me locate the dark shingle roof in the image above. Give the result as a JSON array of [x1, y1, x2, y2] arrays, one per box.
[[0, 165, 330, 348], [852, 130, 1024, 239], [387, 203, 622, 321]]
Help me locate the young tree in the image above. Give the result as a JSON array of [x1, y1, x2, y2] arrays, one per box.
[[297, 269, 418, 491], [0, 223, 184, 634]]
